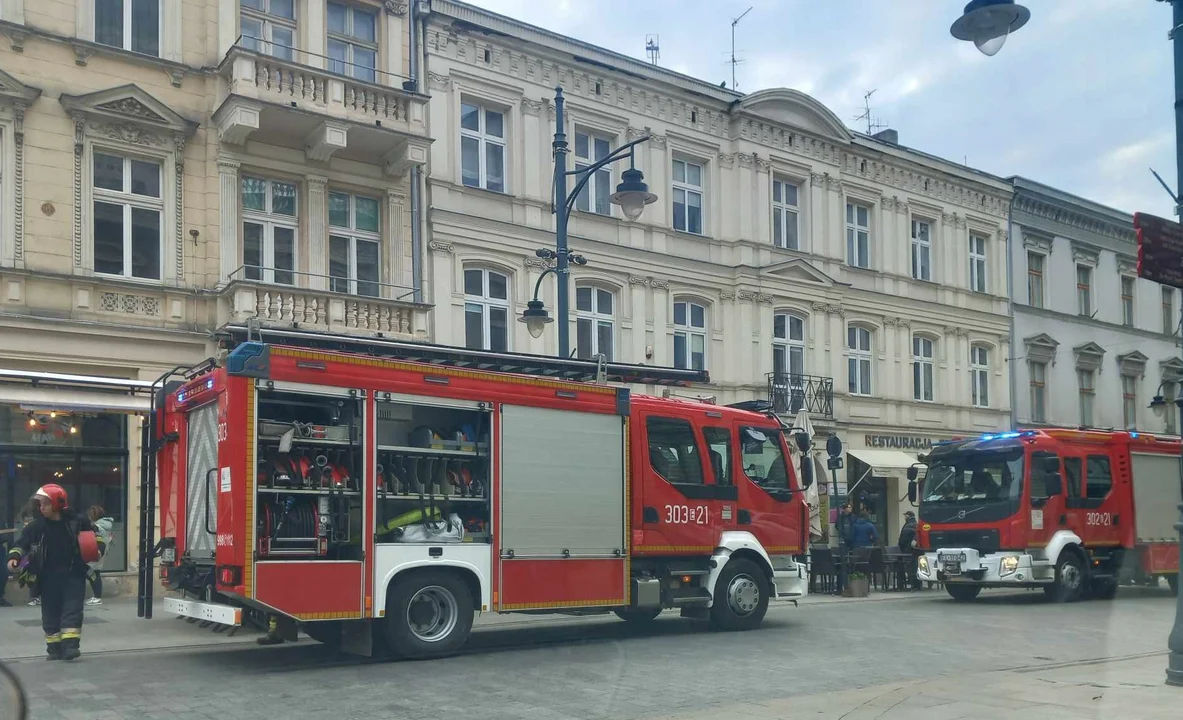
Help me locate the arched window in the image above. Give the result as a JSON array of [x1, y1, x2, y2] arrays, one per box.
[[463, 267, 509, 351], [673, 300, 707, 370], [772, 313, 806, 379], [847, 325, 873, 396], [576, 285, 615, 360], [912, 335, 935, 402], [971, 344, 990, 408]]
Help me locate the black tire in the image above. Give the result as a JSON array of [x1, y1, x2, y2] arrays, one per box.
[[613, 608, 662, 623], [945, 583, 981, 602], [1168, 574, 1179, 595], [709, 558, 770, 631], [383, 570, 474, 659], [1089, 577, 1118, 600], [1044, 552, 1086, 603]]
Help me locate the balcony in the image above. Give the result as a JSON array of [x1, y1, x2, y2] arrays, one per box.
[[766, 372, 834, 420], [219, 268, 429, 340], [214, 43, 431, 173]]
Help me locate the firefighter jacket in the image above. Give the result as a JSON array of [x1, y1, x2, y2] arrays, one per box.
[[6, 509, 102, 578]]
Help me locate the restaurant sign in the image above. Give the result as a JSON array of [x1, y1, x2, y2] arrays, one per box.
[[864, 434, 935, 450]]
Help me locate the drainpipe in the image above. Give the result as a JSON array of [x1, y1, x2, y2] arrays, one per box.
[[409, 0, 424, 304], [1006, 191, 1017, 429]]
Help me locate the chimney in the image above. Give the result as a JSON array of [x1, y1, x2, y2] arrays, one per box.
[[872, 128, 899, 145]]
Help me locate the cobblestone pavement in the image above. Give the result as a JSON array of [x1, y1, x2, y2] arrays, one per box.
[[5, 587, 1179, 720]]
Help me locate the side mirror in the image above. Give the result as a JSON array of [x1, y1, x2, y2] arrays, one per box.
[[0, 660, 27, 720], [907, 480, 918, 503], [794, 431, 811, 453], [1044, 473, 1063, 497], [799, 458, 814, 489], [906, 466, 918, 481]]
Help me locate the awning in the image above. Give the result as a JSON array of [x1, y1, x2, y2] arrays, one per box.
[[847, 449, 919, 472], [0, 385, 151, 414]]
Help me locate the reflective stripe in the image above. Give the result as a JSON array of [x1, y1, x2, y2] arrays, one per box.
[[45, 634, 62, 643], [60, 630, 80, 640]]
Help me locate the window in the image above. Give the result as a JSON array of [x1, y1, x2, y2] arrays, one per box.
[[740, 426, 791, 491], [1030, 361, 1047, 423], [95, 0, 160, 56], [92, 151, 162, 281], [1027, 252, 1045, 308], [463, 268, 509, 352], [1078, 369, 1095, 427], [846, 202, 870, 268], [912, 336, 935, 402], [971, 345, 989, 408], [240, 0, 295, 60], [772, 178, 799, 250], [327, 2, 377, 82], [1085, 455, 1112, 500], [241, 176, 296, 286], [328, 192, 380, 296], [1165, 381, 1178, 434], [1121, 276, 1135, 327], [575, 286, 614, 361], [673, 301, 706, 370], [702, 426, 732, 486], [646, 417, 704, 486], [1029, 451, 1060, 499], [910, 219, 931, 281], [460, 102, 505, 193], [1076, 264, 1092, 316], [574, 131, 612, 215], [969, 234, 988, 293], [672, 159, 704, 235], [773, 313, 805, 379], [1063, 456, 1083, 501], [1164, 287, 1175, 335], [847, 326, 872, 396], [1122, 374, 1137, 430]]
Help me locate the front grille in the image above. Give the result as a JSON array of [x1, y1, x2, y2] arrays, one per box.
[[929, 528, 1000, 554]]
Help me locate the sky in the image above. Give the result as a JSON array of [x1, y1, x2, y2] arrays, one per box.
[[465, 0, 1176, 219]]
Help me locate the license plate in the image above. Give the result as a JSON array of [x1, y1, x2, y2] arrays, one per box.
[[939, 552, 967, 564]]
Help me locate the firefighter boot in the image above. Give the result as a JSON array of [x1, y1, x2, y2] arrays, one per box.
[[60, 631, 81, 661], [435, 457, 452, 496], [45, 633, 62, 661], [257, 616, 285, 645], [416, 458, 433, 495]]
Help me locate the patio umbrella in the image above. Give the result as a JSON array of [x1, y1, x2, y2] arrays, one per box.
[[788, 409, 823, 541]]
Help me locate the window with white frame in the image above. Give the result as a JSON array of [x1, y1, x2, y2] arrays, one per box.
[[240, 176, 297, 286], [574, 130, 612, 216], [1027, 252, 1045, 308], [847, 325, 872, 396], [969, 234, 988, 293], [328, 191, 380, 297], [1122, 374, 1138, 430], [672, 158, 704, 235], [772, 177, 799, 250], [327, 1, 377, 83], [1164, 380, 1178, 434], [95, 0, 160, 56], [241, 0, 296, 60], [464, 268, 509, 352], [1121, 276, 1136, 327], [912, 335, 935, 402], [846, 202, 870, 268], [971, 345, 990, 408], [460, 101, 505, 193], [92, 151, 162, 281], [1030, 361, 1047, 423], [1164, 286, 1175, 335], [1076, 264, 1093, 316], [910, 219, 931, 281], [575, 286, 614, 360], [673, 300, 706, 370], [1078, 369, 1095, 427], [773, 313, 806, 379]]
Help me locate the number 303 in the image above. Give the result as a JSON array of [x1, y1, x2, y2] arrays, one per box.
[[664, 505, 707, 525]]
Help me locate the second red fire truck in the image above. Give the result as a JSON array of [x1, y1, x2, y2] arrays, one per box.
[[142, 333, 811, 657]]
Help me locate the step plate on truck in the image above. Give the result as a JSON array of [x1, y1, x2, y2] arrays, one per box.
[[163, 596, 243, 626]]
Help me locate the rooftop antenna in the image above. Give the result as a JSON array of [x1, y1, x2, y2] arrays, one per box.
[[730, 6, 753, 90], [645, 34, 660, 66], [853, 89, 887, 135]]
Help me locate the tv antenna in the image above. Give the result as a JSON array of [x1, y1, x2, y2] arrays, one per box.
[[853, 89, 887, 135], [645, 35, 660, 66], [729, 6, 753, 90]]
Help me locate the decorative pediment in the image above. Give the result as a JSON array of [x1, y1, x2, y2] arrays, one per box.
[[761, 258, 835, 287], [736, 88, 852, 144], [1022, 228, 1053, 253], [1023, 333, 1059, 364], [1073, 342, 1106, 372], [1117, 350, 1149, 377], [1070, 239, 1101, 266], [0, 68, 41, 107], [60, 84, 196, 136], [1161, 357, 1183, 383], [1116, 255, 1137, 276]]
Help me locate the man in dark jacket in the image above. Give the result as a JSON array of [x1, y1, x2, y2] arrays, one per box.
[[850, 510, 878, 548], [897, 511, 922, 590], [5, 484, 102, 661]]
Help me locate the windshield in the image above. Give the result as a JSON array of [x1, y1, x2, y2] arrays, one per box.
[[740, 426, 792, 490], [922, 448, 1024, 504]]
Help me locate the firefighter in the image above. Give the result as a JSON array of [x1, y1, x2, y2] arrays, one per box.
[[5, 484, 102, 661]]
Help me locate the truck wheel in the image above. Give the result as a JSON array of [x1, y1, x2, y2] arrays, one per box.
[[384, 570, 474, 659], [709, 558, 770, 631], [945, 584, 981, 602], [1044, 553, 1085, 603], [1089, 577, 1118, 600], [613, 608, 662, 623]]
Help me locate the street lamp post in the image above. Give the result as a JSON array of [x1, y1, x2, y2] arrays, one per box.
[[519, 87, 657, 357], [950, 0, 1031, 56]]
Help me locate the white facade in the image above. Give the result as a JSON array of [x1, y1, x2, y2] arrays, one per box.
[[1010, 177, 1183, 434]]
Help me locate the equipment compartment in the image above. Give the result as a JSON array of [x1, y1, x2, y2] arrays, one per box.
[[255, 388, 364, 560], [374, 398, 493, 544]]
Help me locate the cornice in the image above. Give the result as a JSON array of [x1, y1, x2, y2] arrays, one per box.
[[1013, 194, 1136, 244]]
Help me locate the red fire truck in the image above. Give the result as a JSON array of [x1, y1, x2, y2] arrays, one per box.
[[912, 428, 1180, 601], [139, 332, 810, 657]]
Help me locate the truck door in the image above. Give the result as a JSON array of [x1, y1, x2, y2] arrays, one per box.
[[1027, 450, 1065, 549], [735, 424, 802, 554], [702, 426, 738, 531], [641, 415, 723, 551], [1060, 453, 1088, 540], [1080, 452, 1121, 547]]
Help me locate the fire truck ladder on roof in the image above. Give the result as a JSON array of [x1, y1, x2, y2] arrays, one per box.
[[217, 324, 711, 386]]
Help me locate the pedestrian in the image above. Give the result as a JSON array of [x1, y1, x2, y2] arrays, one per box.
[[897, 510, 923, 590], [834, 502, 855, 595], [14, 498, 40, 607], [850, 510, 878, 548], [84, 506, 114, 606], [0, 529, 12, 607], [5, 484, 104, 661]]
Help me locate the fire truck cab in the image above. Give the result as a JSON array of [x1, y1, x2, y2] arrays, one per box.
[[144, 336, 810, 657], [913, 428, 1180, 602]]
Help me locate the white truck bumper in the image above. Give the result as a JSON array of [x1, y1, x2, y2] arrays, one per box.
[[771, 563, 808, 600], [163, 596, 244, 625], [917, 548, 1051, 586]]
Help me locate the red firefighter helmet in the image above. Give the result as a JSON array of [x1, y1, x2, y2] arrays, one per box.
[[35, 483, 69, 511]]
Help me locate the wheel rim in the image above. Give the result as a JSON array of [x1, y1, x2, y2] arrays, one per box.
[[726, 574, 761, 616], [1061, 562, 1082, 592], [406, 585, 459, 643]]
